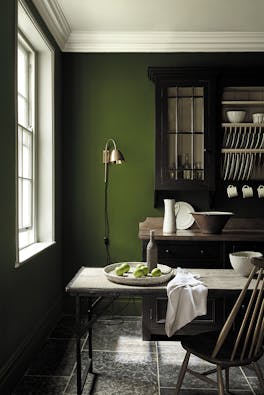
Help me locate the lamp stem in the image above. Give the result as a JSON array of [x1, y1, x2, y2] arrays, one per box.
[[104, 162, 111, 265]]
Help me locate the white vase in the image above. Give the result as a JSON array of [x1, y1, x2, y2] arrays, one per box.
[[163, 199, 176, 234]]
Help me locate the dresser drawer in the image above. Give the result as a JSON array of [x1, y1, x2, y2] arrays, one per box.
[[142, 295, 225, 339], [155, 297, 217, 324], [157, 241, 223, 268]]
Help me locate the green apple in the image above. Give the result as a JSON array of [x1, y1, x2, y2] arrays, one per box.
[[120, 263, 130, 273], [151, 267, 161, 277], [115, 266, 124, 276], [133, 268, 144, 278], [140, 265, 149, 276]]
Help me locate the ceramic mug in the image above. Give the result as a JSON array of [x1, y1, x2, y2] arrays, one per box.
[[227, 185, 238, 198], [242, 185, 253, 198], [252, 113, 264, 123], [257, 185, 264, 198]]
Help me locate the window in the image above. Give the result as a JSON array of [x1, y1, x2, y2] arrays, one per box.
[[17, 36, 35, 249], [16, 0, 55, 265]]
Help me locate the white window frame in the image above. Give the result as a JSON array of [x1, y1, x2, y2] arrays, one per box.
[[17, 34, 36, 250], [16, 0, 55, 266]]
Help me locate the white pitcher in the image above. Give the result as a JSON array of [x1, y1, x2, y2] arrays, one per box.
[[163, 199, 176, 234]]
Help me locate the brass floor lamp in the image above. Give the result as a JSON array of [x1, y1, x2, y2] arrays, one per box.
[[103, 139, 124, 265]]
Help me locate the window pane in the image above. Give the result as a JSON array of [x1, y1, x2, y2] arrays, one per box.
[[18, 95, 28, 126], [18, 178, 23, 228], [19, 230, 31, 249], [22, 131, 32, 178], [18, 126, 23, 177], [17, 45, 28, 97], [22, 179, 32, 228]]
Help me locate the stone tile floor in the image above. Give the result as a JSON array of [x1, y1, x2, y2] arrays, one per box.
[[13, 315, 264, 394]]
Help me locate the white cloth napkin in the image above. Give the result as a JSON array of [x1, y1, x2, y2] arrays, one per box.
[[165, 268, 208, 337]]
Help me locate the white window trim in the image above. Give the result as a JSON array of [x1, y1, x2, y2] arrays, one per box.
[[16, 0, 55, 267], [17, 34, 36, 249]]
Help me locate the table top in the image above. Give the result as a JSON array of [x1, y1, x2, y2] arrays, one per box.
[[65, 267, 257, 297]]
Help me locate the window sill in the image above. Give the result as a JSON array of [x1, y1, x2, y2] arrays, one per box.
[[15, 241, 56, 267]]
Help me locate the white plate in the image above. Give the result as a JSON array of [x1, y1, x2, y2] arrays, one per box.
[[242, 154, 250, 180], [246, 154, 254, 180], [174, 201, 195, 230], [224, 153, 230, 180], [228, 153, 236, 180], [233, 154, 240, 180], [104, 262, 174, 286], [237, 153, 245, 180]]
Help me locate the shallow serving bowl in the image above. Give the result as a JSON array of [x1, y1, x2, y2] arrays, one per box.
[[191, 211, 234, 234], [229, 251, 263, 277], [226, 110, 246, 123]]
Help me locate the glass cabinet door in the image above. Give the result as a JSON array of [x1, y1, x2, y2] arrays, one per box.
[[167, 86, 205, 182]]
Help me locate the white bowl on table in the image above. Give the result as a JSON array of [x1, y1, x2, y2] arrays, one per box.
[[226, 111, 246, 123], [229, 251, 263, 277]]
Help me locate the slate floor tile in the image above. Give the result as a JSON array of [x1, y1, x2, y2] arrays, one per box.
[[84, 318, 155, 353], [12, 375, 68, 394], [26, 338, 79, 376]]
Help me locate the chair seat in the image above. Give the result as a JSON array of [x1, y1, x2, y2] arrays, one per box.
[[181, 331, 264, 367]]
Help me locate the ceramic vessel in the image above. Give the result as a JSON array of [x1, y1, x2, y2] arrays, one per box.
[[229, 251, 263, 277], [163, 199, 176, 234], [226, 110, 246, 123], [191, 211, 234, 234], [146, 230, 158, 272]]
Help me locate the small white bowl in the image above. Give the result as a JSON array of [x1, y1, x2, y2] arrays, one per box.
[[229, 251, 263, 277], [226, 111, 246, 123]]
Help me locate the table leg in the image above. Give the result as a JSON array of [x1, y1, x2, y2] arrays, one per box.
[[75, 295, 82, 395], [88, 298, 93, 372]]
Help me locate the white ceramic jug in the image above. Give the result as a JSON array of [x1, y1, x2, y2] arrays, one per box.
[[163, 199, 176, 234]]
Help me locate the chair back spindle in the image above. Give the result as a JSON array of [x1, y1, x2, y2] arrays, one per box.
[[212, 257, 264, 362]]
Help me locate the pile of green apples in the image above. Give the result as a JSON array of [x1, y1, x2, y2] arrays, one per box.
[[114, 263, 162, 278]]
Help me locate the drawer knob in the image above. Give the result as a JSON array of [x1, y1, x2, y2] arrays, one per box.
[[200, 249, 204, 254], [165, 249, 170, 254]]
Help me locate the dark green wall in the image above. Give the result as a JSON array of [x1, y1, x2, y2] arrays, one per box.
[[0, 1, 62, 391], [62, 52, 264, 283]]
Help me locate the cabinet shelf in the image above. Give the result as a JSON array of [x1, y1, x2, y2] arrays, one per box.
[[221, 123, 264, 127], [221, 148, 264, 153], [222, 101, 264, 105], [168, 95, 204, 99], [168, 130, 204, 134]]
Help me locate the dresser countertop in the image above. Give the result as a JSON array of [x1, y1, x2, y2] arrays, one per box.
[[138, 217, 264, 241]]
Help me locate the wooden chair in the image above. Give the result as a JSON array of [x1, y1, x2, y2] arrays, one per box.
[[175, 256, 264, 395]]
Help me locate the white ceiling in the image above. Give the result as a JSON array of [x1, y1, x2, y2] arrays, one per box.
[[32, 0, 264, 52]]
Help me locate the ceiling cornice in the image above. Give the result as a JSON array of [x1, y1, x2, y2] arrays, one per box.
[[32, 0, 70, 50], [64, 31, 264, 53], [31, 1, 264, 53]]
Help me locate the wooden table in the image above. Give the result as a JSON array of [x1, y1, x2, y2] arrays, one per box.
[[66, 266, 256, 394]]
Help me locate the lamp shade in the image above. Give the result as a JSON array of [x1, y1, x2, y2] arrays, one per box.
[[110, 148, 124, 164]]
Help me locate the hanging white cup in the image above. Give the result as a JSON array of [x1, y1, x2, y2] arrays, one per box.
[[227, 185, 238, 198], [242, 185, 253, 198], [257, 185, 264, 198]]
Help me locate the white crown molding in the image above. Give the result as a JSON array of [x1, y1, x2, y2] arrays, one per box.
[[32, 0, 71, 50], [63, 31, 264, 52], [29, 2, 264, 53]]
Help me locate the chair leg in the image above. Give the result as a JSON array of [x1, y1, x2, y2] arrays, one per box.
[[217, 365, 225, 395], [225, 367, 229, 392], [175, 351, 191, 395], [252, 361, 264, 391]]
